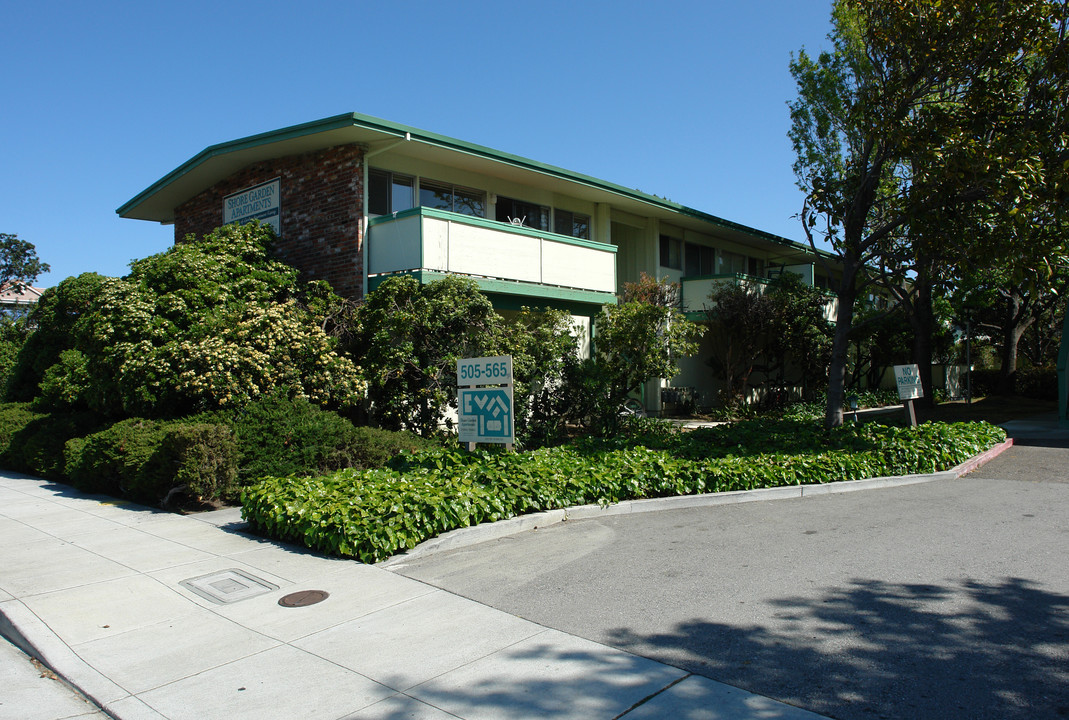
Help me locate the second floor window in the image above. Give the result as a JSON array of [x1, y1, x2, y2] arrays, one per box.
[[554, 210, 590, 240], [685, 244, 715, 276], [496, 196, 549, 230], [368, 169, 414, 215], [420, 180, 486, 217], [660, 235, 682, 269]]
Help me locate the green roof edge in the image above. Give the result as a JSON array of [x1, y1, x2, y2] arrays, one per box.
[[116, 111, 827, 259]]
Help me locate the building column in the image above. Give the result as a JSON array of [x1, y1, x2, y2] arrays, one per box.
[[595, 203, 612, 246]]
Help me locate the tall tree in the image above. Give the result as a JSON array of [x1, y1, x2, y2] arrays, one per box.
[[0, 233, 49, 291], [790, 0, 1069, 427], [949, 201, 1069, 392]]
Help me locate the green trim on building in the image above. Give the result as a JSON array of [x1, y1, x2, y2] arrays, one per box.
[[117, 111, 828, 260], [117, 114, 369, 217], [367, 270, 617, 311], [369, 206, 618, 254]]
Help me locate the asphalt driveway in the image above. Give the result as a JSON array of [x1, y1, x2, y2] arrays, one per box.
[[394, 442, 1069, 720]]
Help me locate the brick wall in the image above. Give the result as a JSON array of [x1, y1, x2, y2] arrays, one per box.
[[173, 143, 366, 299]]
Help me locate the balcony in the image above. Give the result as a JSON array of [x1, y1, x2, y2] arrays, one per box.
[[367, 207, 617, 306], [682, 273, 838, 322]]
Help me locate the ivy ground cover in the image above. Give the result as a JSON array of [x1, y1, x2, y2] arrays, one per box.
[[241, 419, 1006, 564]]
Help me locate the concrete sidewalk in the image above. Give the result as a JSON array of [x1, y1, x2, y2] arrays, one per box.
[[0, 472, 827, 720]]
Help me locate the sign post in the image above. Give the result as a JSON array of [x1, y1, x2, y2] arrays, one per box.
[[457, 355, 514, 450], [893, 364, 924, 427]]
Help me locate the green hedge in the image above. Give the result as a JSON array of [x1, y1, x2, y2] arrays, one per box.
[[0, 404, 104, 479], [0, 397, 438, 508], [224, 395, 438, 484], [64, 418, 239, 505], [963, 367, 1057, 400], [242, 418, 1007, 563]]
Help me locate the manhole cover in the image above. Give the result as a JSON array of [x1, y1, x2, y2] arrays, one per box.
[[179, 569, 279, 604], [278, 590, 329, 608]]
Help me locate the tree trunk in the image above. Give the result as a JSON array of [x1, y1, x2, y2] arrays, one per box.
[[909, 261, 936, 409], [826, 270, 859, 429], [997, 292, 1033, 395]]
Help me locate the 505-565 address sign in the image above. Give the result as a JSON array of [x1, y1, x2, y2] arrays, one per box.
[[457, 356, 514, 446]]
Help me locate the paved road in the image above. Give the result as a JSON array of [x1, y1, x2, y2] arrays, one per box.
[[395, 444, 1069, 720]]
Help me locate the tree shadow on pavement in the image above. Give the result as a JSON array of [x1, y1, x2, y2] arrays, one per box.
[[351, 637, 686, 720], [605, 577, 1069, 720]]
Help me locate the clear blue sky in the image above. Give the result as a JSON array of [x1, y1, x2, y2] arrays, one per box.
[[1, 1, 834, 289]]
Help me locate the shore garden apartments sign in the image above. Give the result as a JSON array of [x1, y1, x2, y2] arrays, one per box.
[[224, 179, 281, 234]]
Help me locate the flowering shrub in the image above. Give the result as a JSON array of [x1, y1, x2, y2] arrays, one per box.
[[29, 223, 364, 417]]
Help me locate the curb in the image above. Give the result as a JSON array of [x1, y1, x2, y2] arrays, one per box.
[[0, 599, 128, 718], [950, 438, 1014, 476], [379, 437, 1017, 568]]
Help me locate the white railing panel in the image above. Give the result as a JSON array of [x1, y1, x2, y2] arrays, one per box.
[[437, 219, 543, 283], [367, 214, 422, 274], [542, 240, 616, 293]]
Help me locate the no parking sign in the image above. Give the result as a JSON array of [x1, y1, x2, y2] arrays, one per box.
[[893, 364, 923, 427], [893, 364, 924, 400]]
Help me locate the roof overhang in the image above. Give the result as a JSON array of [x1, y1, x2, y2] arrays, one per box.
[[117, 111, 829, 262]]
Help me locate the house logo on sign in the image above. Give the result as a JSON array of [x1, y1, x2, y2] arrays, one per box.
[[461, 389, 512, 438]]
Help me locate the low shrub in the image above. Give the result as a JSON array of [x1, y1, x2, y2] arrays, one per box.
[[348, 425, 440, 469], [1, 407, 104, 479], [968, 369, 1001, 397], [158, 423, 240, 503], [225, 395, 438, 484], [64, 417, 239, 505], [0, 403, 43, 463], [242, 418, 1007, 563], [957, 367, 1056, 400], [1015, 367, 1058, 400], [66, 418, 167, 497]]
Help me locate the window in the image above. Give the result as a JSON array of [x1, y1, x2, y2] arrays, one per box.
[[419, 180, 486, 217], [368, 169, 414, 215], [718, 249, 748, 275], [496, 195, 549, 230], [554, 209, 590, 240], [684, 244, 715, 276], [659, 235, 682, 269]]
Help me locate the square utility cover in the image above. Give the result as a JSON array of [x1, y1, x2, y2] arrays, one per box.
[[179, 569, 279, 604]]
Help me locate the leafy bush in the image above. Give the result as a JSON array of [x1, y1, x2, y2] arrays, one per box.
[[354, 275, 503, 437], [35, 349, 90, 411], [504, 307, 585, 447], [0, 315, 31, 396], [4, 273, 107, 403], [574, 276, 701, 432], [242, 418, 1007, 563], [28, 224, 363, 417], [1013, 366, 1058, 400], [64, 417, 239, 505], [226, 394, 437, 483], [0, 402, 42, 460], [705, 273, 832, 407], [0, 407, 103, 479]]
